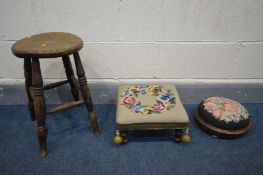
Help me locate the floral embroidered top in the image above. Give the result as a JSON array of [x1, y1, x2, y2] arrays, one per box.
[[203, 97, 249, 123], [120, 85, 176, 115]]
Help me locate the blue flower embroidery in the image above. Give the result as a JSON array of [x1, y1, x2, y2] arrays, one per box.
[[140, 89, 147, 94], [160, 93, 170, 100], [134, 103, 144, 113], [169, 97, 176, 104]]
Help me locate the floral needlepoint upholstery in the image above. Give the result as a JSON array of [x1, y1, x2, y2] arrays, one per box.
[[120, 85, 176, 115], [116, 85, 189, 130], [196, 97, 252, 138]]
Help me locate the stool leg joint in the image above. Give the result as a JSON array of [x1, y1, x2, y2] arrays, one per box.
[[78, 76, 87, 86], [30, 87, 44, 96]]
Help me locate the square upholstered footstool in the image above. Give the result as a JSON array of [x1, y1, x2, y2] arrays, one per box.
[[113, 85, 191, 144]]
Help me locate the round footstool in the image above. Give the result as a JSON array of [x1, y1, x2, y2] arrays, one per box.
[[196, 97, 251, 138]]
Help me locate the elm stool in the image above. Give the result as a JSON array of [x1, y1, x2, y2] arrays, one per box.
[[11, 32, 100, 156]]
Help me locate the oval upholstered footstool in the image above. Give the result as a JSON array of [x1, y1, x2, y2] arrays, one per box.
[[196, 97, 252, 138]]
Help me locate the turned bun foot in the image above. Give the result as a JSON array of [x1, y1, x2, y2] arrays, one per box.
[[182, 134, 191, 143], [114, 135, 123, 144]]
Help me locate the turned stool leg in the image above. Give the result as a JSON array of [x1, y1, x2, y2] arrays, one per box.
[[62, 56, 80, 101], [24, 58, 36, 121], [31, 58, 48, 156], [73, 52, 101, 136]]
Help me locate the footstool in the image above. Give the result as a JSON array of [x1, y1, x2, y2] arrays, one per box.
[[114, 85, 191, 144], [196, 97, 252, 138]]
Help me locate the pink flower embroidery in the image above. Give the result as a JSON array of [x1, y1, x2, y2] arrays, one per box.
[[202, 97, 249, 123], [203, 101, 215, 110], [152, 103, 165, 111], [121, 96, 136, 105], [212, 109, 221, 119], [120, 86, 177, 115], [223, 102, 241, 113]]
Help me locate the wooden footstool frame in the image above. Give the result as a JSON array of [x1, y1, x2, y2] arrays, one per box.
[[113, 85, 191, 144], [12, 32, 100, 156], [114, 127, 190, 144]]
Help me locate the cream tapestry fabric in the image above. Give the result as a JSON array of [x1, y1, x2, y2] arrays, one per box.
[[116, 85, 189, 125]]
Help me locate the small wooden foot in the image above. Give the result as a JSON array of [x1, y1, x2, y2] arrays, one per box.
[[114, 130, 123, 144], [182, 128, 191, 144]]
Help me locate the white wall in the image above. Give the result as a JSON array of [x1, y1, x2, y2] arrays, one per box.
[[1, 0, 263, 83]]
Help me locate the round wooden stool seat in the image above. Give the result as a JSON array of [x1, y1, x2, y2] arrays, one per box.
[[12, 32, 83, 58]]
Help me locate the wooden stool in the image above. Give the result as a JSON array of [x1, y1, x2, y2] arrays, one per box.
[[12, 32, 100, 156]]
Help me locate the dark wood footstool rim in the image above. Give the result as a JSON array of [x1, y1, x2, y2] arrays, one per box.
[[12, 32, 83, 58], [116, 122, 189, 131], [195, 110, 252, 138]]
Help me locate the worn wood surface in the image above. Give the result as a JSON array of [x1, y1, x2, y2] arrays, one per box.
[[12, 32, 83, 58]]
